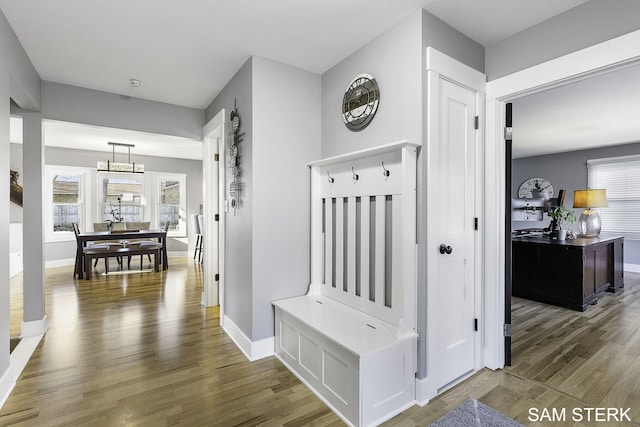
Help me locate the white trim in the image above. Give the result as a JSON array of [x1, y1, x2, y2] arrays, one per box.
[[624, 263, 640, 273], [202, 109, 225, 309], [587, 154, 640, 166], [487, 29, 640, 100], [222, 315, 274, 361], [45, 258, 75, 269], [21, 317, 48, 337], [45, 165, 92, 243], [0, 370, 13, 410], [0, 334, 45, 409], [167, 251, 187, 257], [426, 47, 486, 92], [415, 377, 429, 406], [484, 30, 640, 371]]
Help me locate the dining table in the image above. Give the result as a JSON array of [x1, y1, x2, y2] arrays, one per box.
[[74, 229, 168, 279]]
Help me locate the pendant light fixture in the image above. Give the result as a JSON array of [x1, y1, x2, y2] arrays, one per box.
[[97, 142, 144, 174]]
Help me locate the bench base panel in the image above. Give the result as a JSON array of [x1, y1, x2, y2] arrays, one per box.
[[275, 307, 416, 427]]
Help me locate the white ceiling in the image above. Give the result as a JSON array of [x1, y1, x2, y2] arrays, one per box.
[[0, 0, 589, 109], [2, 0, 594, 158], [511, 62, 640, 158]]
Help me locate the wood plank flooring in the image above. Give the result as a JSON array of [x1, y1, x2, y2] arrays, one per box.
[[2, 259, 640, 426]]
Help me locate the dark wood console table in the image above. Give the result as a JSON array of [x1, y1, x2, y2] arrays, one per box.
[[512, 234, 624, 311]]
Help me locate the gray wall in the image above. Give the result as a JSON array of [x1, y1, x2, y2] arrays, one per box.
[[43, 146, 203, 263], [205, 57, 254, 338], [320, 8, 485, 380], [42, 82, 204, 140], [321, 10, 423, 158], [0, 7, 42, 391], [205, 56, 321, 343], [486, 0, 640, 80], [251, 56, 321, 340], [513, 142, 640, 264]]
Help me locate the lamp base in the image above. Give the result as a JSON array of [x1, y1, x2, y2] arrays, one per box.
[[577, 209, 601, 237]]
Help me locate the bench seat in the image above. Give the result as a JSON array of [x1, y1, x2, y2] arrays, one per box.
[[273, 295, 416, 427], [84, 245, 160, 280]]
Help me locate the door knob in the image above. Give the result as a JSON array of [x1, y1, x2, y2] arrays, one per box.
[[439, 244, 453, 255]]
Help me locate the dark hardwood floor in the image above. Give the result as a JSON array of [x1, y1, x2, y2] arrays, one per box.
[[2, 259, 639, 426]]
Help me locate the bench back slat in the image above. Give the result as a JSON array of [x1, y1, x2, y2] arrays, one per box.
[[309, 142, 417, 332]]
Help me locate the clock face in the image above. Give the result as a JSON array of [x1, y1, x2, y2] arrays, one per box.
[[518, 178, 554, 199], [342, 73, 380, 132]]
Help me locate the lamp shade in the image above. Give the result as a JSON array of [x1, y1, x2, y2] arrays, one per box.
[[573, 189, 608, 208]]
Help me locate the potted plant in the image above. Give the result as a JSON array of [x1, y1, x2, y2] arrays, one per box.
[[548, 206, 577, 240]]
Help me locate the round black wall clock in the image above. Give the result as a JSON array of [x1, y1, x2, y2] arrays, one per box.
[[342, 73, 380, 132]]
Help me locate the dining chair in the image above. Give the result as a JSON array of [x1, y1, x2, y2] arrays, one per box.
[[92, 222, 125, 267], [73, 223, 112, 277]]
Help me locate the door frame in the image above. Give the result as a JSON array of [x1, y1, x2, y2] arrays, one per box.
[[484, 29, 640, 369], [423, 47, 485, 401], [202, 109, 226, 317]]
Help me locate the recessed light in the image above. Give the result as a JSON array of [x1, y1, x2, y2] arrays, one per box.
[[130, 79, 141, 87]]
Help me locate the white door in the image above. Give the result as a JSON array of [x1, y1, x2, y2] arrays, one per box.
[[428, 77, 478, 393]]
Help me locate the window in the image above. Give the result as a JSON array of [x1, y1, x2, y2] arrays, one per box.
[[588, 155, 640, 240], [96, 172, 186, 237], [160, 178, 184, 234], [52, 175, 80, 232], [99, 175, 144, 223], [46, 165, 91, 242]]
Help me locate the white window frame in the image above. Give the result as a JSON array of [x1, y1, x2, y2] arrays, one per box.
[[149, 171, 187, 237], [45, 165, 92, 243], [97, 172, 146, 224], [95, 171, 187, 237], [588, 154, 640, 240]]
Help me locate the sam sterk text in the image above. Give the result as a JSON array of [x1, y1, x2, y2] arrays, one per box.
[[528, 407, 631, 423]]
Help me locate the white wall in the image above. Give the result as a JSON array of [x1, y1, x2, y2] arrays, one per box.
[[252, 56, 321, 341], [9, 142, 22, 223]]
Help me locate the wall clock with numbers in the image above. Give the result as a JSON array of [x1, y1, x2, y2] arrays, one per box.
[[342, 73, 380, 132]]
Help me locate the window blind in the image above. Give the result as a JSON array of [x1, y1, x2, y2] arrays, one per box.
[[588, 155, 640, 240]]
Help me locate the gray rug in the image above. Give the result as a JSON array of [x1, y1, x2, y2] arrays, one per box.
[[430, 398, 524, 427]]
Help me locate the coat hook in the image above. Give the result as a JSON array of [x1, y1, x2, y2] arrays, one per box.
[[381, 161, 390, 179], [352, 166, 359, 183], [327, 171, 335, 184]]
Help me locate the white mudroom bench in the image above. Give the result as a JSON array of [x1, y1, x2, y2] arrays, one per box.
[[273, 141, 418, 427]]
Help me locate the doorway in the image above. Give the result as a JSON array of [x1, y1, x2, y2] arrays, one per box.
[[485, 30, 640, 368], [202, 109, 226, 316], [424, 47, 485, 400]]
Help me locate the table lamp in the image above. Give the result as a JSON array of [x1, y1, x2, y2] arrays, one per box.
[[573, 189, 607, 237]]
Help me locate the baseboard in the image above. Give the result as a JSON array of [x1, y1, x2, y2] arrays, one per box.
[[415, 377, 429, 406], [222, 315, 274, 361], [45, 258, 75, 269], [0, 334, 44, 410], [624, 263, 640, 273], [21, 317, 48, 337], [167, 251, 187, 257], [0, 368, 14, 410]]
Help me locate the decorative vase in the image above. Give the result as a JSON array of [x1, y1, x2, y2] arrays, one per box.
[[557, 229, 568, 241]]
